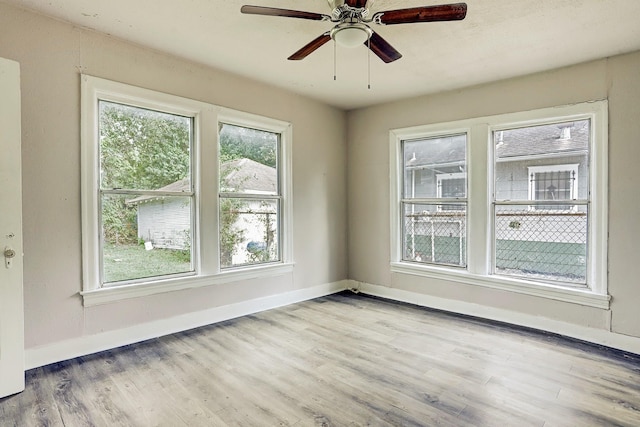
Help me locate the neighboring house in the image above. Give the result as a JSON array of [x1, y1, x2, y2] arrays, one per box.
[[126, 178, 192, 250], [220, 158, 278, 266], [128, 158, 277, 266], [404, 120, 589, 280]]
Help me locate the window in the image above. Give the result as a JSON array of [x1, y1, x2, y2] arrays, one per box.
[[81, 76, 293, 305], [218, 123, 281, 268], [98, 101, 195, 284], [390, 101, 608, 308], [400, 134, 467, 267], [494, 121, 589, 284]]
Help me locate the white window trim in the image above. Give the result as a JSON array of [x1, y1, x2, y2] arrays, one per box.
[[81, 75, 293, 306], [390, 101, 609, 309]]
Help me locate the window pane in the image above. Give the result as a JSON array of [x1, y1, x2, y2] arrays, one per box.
[[494, 204, 587, 284], [99, 101, 192, 191], [402, 203, 466, 267], [219, 123, 278, 194], [220, 198, 279, 268], [101, 193, 193, 284], [495, 120, 589, 201], [403, 134, 466, 199]]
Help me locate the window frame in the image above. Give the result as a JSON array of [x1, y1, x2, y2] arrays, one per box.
[[399, 131, 469, 268], [81, 75, 293, 306], [390, 101, 609, 309], [216, 118, 285, 270], [96, 99, 197, 285]]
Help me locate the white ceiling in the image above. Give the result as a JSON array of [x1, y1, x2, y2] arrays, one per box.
[[4, 0, 640, 110]]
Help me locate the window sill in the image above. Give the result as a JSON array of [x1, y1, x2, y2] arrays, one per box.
[[81, 263, 295, 307], [390, 262, 610, 309]]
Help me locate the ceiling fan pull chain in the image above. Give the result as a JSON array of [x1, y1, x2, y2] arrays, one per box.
[[367, 37, 371, 90], [334, 39, 337, 81]]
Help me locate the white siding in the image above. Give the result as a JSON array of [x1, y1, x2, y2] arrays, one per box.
[[137, 198, 190, 250]]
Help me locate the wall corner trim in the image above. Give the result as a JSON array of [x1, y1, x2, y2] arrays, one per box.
[[352, 280, 640, 356], [25, 280, 348, 370]]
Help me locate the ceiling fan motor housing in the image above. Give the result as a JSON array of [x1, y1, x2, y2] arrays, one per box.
[[331, 23, 373, 47]]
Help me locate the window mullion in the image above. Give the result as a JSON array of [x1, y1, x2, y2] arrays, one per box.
[[467, 123, 489, 276], [197, 107, 219, 276]]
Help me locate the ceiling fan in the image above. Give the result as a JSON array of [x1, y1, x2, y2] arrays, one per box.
[[241, 1, 467, 63]]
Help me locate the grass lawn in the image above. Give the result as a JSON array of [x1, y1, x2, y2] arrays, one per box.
[[103, 243, 192, 283]]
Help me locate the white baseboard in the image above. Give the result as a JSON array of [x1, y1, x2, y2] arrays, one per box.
[[26, 279, 638, 370], [352, 280, 640, 356], [25, 280, 348, 370]]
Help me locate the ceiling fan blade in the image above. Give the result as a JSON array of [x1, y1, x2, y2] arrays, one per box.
[[241, 5, 330, 21], [373, 3, 467, 25], [367, 31, 402, 63], [288, 33, 332, 60], [345, 0, 368, 8]]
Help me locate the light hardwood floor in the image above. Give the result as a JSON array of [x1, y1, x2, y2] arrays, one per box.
[[2, 291, 640, 426]]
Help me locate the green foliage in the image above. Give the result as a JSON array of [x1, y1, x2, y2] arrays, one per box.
[[100, 102, 191, 190], [219, 123, 277, 167], [102, 195, 138, 244], [99, 104, 278, 267], [99, 102, 191, 244], [219, 197, 246, 267]]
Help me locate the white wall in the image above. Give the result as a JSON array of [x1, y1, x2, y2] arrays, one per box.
[[347, 52, 640, 342], [0, 3, 348, 352]]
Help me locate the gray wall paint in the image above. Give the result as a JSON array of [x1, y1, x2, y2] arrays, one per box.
[[0, 3, 347, 349], [348, 53, 640, 338]]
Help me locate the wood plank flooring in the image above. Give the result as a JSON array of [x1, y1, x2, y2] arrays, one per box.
[[2, 291, 640, 426]]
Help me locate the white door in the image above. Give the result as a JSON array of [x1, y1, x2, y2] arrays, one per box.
[[0, 56, 24, 398]]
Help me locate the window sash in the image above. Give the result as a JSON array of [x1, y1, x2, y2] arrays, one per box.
[[492, 202, 588, 286], [400, 133, 468, 268], [218, 196, 281, 269], [401, 201, 467, 267], [494, 123, 590, 285], [217, 123, 282, 269]]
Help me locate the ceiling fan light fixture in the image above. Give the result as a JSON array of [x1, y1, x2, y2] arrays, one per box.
[[331, 24, 372, 48]]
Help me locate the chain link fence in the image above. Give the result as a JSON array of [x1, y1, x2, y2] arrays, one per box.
[[495, 205, 587, 284], [403, 204, 588, 285], [404, 206, 467, 267]]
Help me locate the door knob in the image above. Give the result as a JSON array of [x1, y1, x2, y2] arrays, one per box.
[[4, 247, 16, 269]]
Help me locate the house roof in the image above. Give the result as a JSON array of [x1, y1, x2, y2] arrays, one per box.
[[127, 158, 276, 205], [126, 178, 191, 205], [496, 120, 589, 160], [406, 120, 589, 168], [221, 158, 277, 194]]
